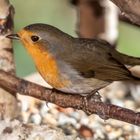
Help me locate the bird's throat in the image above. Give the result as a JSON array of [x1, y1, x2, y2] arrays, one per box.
[[23, 42, 69, 88]]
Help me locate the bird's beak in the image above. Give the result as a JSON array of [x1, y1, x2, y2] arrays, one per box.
[[6, 34, 20, 40]]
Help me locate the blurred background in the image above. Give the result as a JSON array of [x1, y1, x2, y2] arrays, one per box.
[[0, 0, 139, 139], [10, 0, 140, 77]]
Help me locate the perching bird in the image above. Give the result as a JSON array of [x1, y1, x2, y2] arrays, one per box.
[[7, 23, 140, 96]]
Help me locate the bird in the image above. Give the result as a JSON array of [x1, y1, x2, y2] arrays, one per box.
[[6, 23, 140, 97]]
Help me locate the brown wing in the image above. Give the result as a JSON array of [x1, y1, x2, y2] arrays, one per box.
[[63, 38, 136, 82]]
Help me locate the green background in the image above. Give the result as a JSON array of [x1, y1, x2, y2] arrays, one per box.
[[10, 0, 140, 77]]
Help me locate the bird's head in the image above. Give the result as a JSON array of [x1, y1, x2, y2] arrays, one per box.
[[6, 23, 72, 56]]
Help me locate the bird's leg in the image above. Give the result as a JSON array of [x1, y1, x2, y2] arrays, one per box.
[[87, 91, 109, 120], [87, 91, 102, 102], [45, 88, 55, 107], [83, 91, 102, 115], [83, 96, 92, 115]]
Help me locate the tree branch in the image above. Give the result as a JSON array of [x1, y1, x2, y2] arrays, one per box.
[[0, 0, 18, 119], [73, 0, 105, 39], [0, 0, 15, 73], [70, 0, 118, 47], [110, 0, 140, 26], [0, 70, 140, 126], [71, 0, 140, 28]]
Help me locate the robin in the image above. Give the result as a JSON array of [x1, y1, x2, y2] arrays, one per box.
[[7, 23, 140, 96]]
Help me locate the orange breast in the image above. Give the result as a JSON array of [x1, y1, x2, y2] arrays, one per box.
[[18, 30, 69, 88], [30, 47, 70, 88], [35, 50, 69, 88]]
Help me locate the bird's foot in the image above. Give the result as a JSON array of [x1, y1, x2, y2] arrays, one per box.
[[83, 91, 102, 115], [87, 91, 102, 102], [83, 96, 92, 115], [46, 88, 55, 107], [88, 91, 109, 120], [83, 91, 109, 120]]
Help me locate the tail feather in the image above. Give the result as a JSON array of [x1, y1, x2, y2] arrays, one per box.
[[126, 73, 140, 84], [132, 75, 140, 81], [113, 51, 140, 66]]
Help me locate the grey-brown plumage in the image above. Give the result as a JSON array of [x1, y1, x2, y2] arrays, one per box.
[[7, 23, 140, 95]]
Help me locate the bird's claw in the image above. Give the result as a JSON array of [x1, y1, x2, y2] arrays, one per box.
[[45, 88, 55, 107], [87, 91, 102, 102], [82, 91, 102, 115]]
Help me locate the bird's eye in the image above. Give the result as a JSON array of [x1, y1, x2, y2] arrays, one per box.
[[31, 35, 40, 42]]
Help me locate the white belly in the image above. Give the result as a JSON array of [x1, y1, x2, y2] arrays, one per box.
[[57, 78, 110, 95], [56, 60, 110, 95]]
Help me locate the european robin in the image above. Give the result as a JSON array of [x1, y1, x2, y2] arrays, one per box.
[[7, 23, 140, 96]]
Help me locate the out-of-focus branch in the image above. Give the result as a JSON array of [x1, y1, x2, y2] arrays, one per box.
[[119, 14, 140, 28], [110, 0, 140, 26], [0, 70, 140, 126], [72, 0, 105, 38], [71, 0, 118, 46], [0, 0, 18, 119], [0, 0, 15, 73]]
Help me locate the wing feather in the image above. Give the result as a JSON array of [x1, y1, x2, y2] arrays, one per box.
[[62, 38, 135, 82]]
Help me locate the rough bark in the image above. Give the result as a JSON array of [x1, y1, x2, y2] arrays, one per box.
[[0, 0, 19, 119], [0, 70, 139, 126], [110, 0, 140, 26]]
